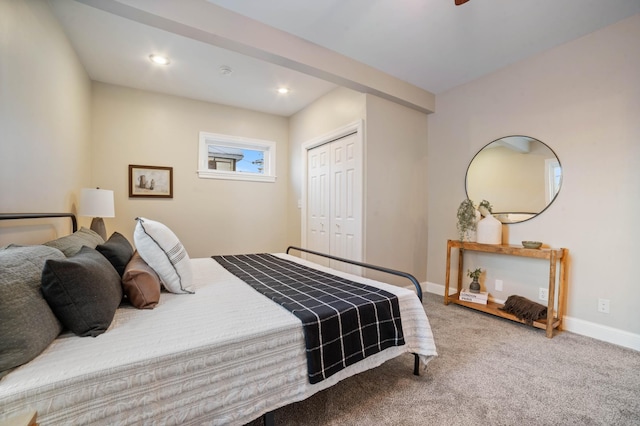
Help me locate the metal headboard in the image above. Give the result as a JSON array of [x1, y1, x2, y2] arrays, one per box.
[[0, 213, 78, 232]]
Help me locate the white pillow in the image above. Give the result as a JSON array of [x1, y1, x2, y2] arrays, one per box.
[[133, 217, 194, 294]]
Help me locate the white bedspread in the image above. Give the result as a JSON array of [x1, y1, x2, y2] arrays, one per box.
[[0, 254, 436, 425]]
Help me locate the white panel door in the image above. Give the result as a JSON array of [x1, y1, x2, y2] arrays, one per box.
[[306, 131, 362, 272], [329, 132, 362, 271], [307, 143, 330, 261]]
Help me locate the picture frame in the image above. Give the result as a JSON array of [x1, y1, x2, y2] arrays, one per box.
[[129, 165, 173, 198]]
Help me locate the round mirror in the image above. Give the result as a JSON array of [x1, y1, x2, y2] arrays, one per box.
[[465, 135, 562, 224]]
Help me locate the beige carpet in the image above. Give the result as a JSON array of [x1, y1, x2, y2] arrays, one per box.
[[247, 293, 640, 425]]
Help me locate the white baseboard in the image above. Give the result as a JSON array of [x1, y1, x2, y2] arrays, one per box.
[[562, 316, 640, 352], [423, 281, 640, 352], [424, 281, 452, 297]]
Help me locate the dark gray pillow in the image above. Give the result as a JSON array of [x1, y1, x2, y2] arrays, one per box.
[[44, 227, 104, 257], [0, 245, 65, 379], [96, 232, 134, 277], [41, 246, 123, 337]]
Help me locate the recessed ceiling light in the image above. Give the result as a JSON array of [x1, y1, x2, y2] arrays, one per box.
[[277, 87, 289, 94], [149, 54, 170, 65]]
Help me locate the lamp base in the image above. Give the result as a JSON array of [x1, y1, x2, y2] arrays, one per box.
[[90, 217, 107, 241]]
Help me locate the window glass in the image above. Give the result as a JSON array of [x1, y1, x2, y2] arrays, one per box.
[[198, 132, 276, 182]]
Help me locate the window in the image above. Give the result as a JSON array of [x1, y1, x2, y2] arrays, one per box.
[[198, 132, 276, 182], [544, 158, 562, 204]]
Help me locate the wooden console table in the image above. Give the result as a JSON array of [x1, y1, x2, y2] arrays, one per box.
[[445, 240, 568, 338]]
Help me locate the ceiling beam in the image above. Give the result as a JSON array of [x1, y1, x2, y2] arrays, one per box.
[[76, 0, 435, 114]]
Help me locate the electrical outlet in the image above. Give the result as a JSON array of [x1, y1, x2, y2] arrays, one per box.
[[538, 288, 548, 301], [598, 299, 610, 314], [495, 279, 503, 291]]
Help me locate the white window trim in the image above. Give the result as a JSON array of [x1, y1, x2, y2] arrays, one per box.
[[198, 132, 277, 182], [544, 158, 561, 204]]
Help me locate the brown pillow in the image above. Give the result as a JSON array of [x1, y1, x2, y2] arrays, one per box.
[[122, 251, 161, 309]]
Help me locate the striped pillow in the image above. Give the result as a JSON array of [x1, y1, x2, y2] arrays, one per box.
[[133, 217, 194, 294]]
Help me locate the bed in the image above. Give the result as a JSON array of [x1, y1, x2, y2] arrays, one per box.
[[0, 213, 437, 425]]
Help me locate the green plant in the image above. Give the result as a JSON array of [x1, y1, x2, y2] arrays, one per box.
[[456, 199, 477, 241], [478, 199, 493, 216], [467, 268, 482, 281]]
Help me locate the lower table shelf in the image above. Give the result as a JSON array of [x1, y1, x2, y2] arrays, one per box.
[[447, 292, 561, 331], [445, 240, 568, 338]]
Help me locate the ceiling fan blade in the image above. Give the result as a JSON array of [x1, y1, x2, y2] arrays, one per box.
[[455, 0, 470, 5]]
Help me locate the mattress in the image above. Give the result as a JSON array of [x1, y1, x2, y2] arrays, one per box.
[[0, 254, 436, 425]]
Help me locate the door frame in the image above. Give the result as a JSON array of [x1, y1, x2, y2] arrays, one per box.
[[301, 120, 364, 263]]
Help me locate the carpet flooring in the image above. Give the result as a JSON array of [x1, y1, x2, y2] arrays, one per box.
[[247, 293, 640, 425]]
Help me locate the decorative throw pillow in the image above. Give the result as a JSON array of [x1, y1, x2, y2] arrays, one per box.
[[133, 217, 194, 294], [44, 227, 105, 257], [122, 251, 161, 309], [96, 232, 134, 277], [41, 246, 123, 337], [0, 245, 65, 379]]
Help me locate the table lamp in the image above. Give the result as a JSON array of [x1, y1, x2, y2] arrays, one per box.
[[78, 188, 115, 240]]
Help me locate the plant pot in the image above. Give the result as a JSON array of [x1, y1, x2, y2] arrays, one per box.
[[469, 279, 481, 293], [477, 213, 502, 244]]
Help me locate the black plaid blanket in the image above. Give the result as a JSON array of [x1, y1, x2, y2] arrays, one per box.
[[212, 254, 405, 384]]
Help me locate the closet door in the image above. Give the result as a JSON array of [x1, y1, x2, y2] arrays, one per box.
[[329, 132, 362, 266], [306, 131, 362, 272], [307, 143, 330, 257]]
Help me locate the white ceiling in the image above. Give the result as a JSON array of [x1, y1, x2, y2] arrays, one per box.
[[206, 0, 640, 94], [50, 0, 640, 117], [49, 0, 338, 116]]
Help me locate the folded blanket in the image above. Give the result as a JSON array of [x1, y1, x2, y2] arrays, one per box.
[[500, 295, 547, 325], [213, 253, 405, 384]]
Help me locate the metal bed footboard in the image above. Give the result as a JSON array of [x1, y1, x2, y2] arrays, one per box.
[[285, 245, 424, 376], [286, 246, 423, 302]]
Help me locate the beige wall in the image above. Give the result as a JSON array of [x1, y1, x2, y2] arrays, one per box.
[[364, 94, 429, 283], [427, 14, 640, 340], [287, 87, 366, 247], [0, 0, 91, 244], [90, 83, 289, 257], [4, 0, 637, 348], [288, 87, 429, 284]]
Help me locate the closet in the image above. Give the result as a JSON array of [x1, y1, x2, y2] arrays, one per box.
[[305, 126, 362, 273]]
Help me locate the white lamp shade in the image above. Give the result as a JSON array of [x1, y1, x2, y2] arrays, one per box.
[[78, 188, 115, 218]]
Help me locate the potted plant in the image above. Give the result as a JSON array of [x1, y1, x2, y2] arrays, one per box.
[[457, 199, 479, 241], [478, 199, 493, 217], [467, 268, 482, 293]]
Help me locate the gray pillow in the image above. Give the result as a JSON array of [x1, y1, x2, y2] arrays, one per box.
[[96, 232, 134, 277], [41, 246, 123, 337], [0, 245, 65, 379], [44, 227, 105, 257]]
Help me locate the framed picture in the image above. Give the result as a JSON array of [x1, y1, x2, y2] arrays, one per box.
[[129, 165, 173, 198]]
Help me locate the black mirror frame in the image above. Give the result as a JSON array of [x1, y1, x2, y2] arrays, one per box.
[[464, 135, 562, 224]]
